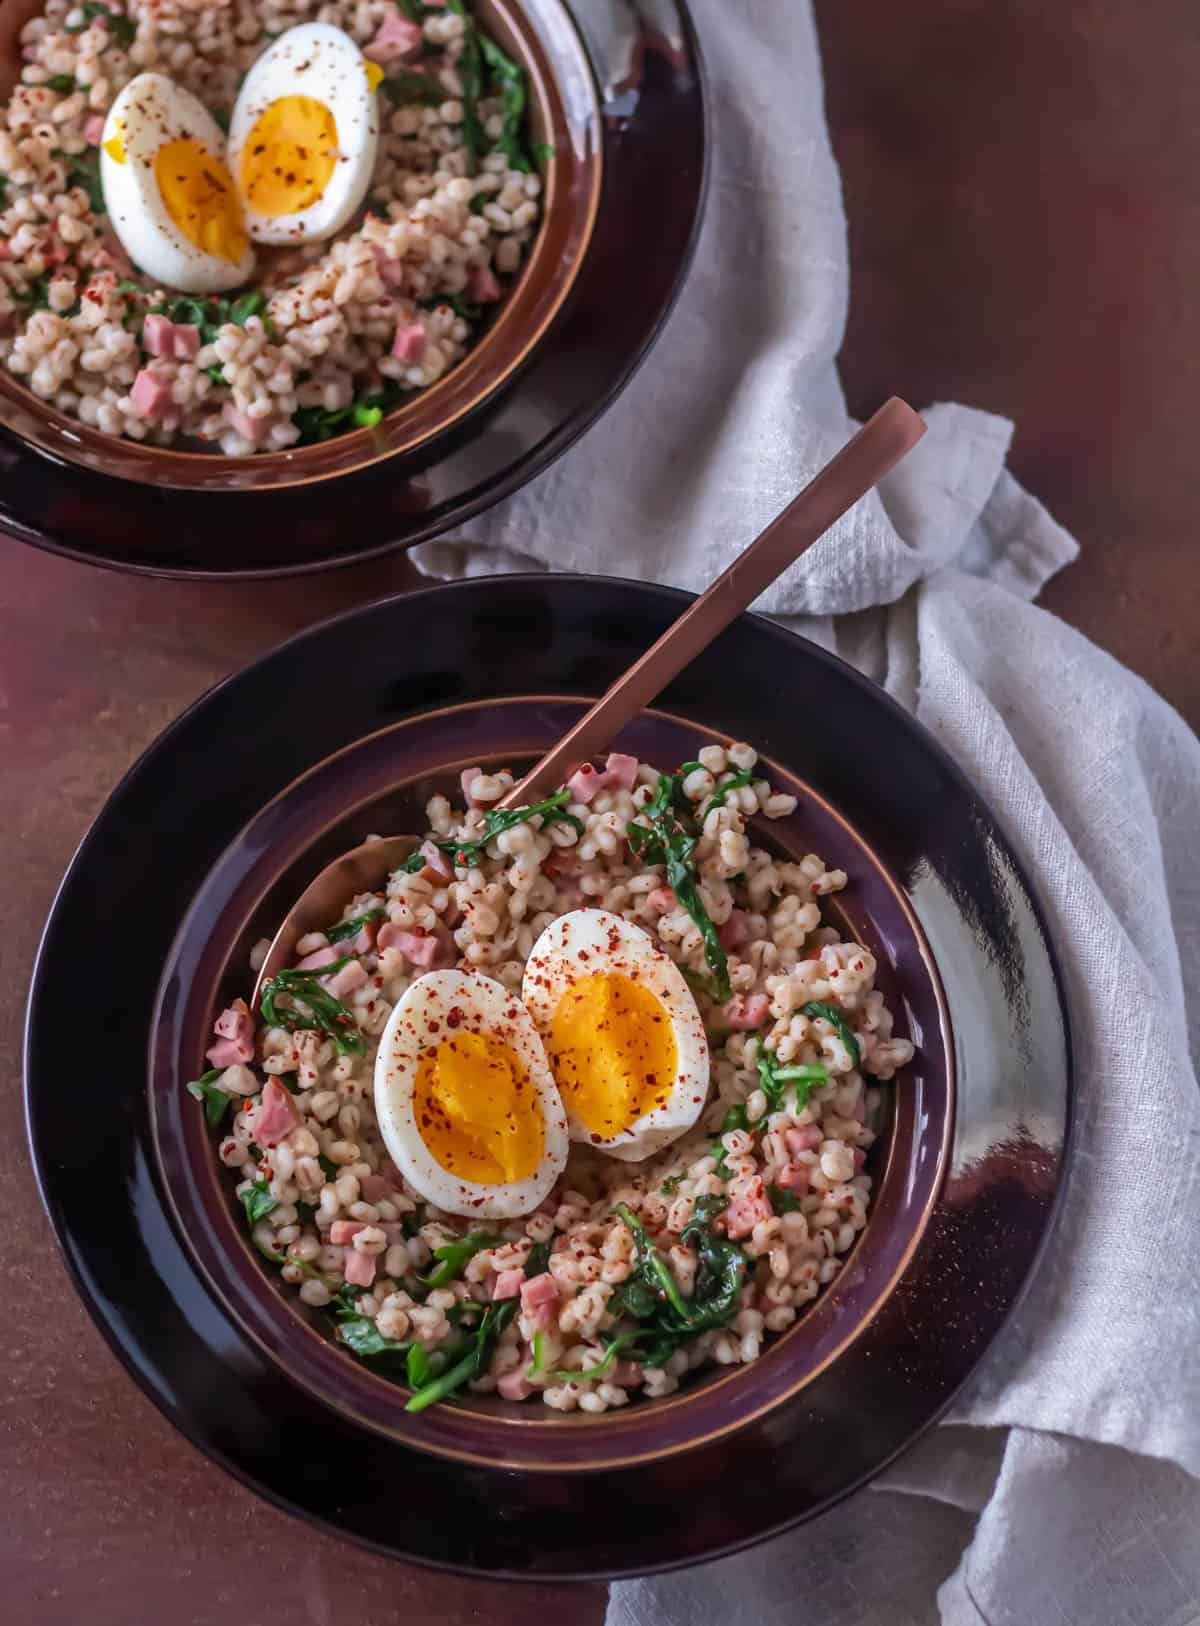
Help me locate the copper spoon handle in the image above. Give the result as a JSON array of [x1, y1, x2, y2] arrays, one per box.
[[498, 396, 926, 809]]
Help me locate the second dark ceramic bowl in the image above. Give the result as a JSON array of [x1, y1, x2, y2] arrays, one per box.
[[0, 0, 601, 492], [151, 699, 954, 1474]]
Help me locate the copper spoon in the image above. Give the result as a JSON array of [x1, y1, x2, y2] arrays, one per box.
[[251, 397, 926, 1004]]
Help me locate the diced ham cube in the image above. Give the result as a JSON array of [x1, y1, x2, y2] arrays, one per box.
[[252, 1078, 300, 1149], [469, 265, 502, 302], [492, 1268, 525, 1301], [171, 322, 200, 359], [130, 367, 173, 421], [603, 752, 638, 789], [325, 959, 368, 999], [330, 1220, 367, 1245], [378, 920, 457, 970], [419, 839, 454, 882], [775, 1161, 811, 1193], [206, 1036, 249, 1069], [380, 1222, 408, 1244], [566, 762, 603, 803], [785, 1125, 823, 1156], [142, 315, 198, 360], [343, 1249, 377, 1287], [359, 1173, 392, 1203], [84, 112, 105, 145], [372, 248, 406, 288], [725, 1183, 773, 1239], [853, 1148, 867, 1172], [364, 11, 425, 65], [391, 321, 426, 362], [207, 999, 253, 1066], [719, 909, 750, 951], [647, 886, 676, 915], [519, 1272, 559, 1331], [142, 313, 174, 357], [613, 1359, 643, 1387], [214, 999, 253, 1043], [722, 993, 770, 1030], [296, 944, 340, 972], [223, 403, 270, 444], [498, 1369, 533, 1401]]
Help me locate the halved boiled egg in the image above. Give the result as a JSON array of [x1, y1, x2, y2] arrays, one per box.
[[374, 970, 569, 1219], [100, 73, 256, 294], [227, 22, 381, 245], [521, 909, 710, 1163]]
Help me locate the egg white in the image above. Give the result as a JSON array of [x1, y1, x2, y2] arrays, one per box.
[[227, 22, 380, 246], [521, 909, 711, 1163], [374, 970, 569, 1220], [100, 73, 256, 295]]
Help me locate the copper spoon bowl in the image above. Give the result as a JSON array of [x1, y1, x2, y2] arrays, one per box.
[[251, 396, 926, 1000]]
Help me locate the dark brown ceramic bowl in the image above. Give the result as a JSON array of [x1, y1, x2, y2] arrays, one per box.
[[150, 699, 954, 1474], [0, 0, 601, 491], [26, 578, 1072, 1576]]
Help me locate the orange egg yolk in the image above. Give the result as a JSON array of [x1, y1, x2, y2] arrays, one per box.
[[414, 1031, 544, 1186], [153, 137, 248, 263], [239, 95, 338, 216], [547, 974, 677, 1138]]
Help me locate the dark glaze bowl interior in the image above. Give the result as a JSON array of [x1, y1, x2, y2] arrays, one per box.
[[0, 0, 601, 492], [151, 698, 954, 1474]]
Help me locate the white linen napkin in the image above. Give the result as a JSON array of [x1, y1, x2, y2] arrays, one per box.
[[413, 3, 1200, 1620]]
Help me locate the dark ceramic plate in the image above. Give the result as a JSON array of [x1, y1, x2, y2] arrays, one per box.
[[25, 577, 1073, 1577], [0, 1, 706, 577]]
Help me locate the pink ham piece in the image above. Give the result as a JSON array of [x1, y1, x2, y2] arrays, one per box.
[[358, 1173, 392, 1203], [492, 1268, 524, 1301], [566, 762, 603, 804], [603, 752, 638, 789], [325, 959, 368, 1000], [171, 323, 200, 359], [252, 1078, 300, 1148], [725, 1181, 772, 1239], [391, 321, 426, 362], [853, 1148, 867, 1172], [206, 998, 254, 1067], [223, 403, 270, 444], [469, 265, 502, 302], [84, 111, 105, 145], [343, 1248, 377, 1288], [519, 1271, 559, 1330], [364, 10, 424, 64], [142, 313, 175, 358], [297, 944, 341, 972], [130, 367, 173, 422], [377, 920, 456, 970], [330, 1220, 367, 1245], [775, 1161, 811, 1193], [722, 992, 770, 1031], [372, 246, 406, 288], [647, 886, 676, 915], [719, 909, 750, 951], [419, 839, 454, 882], [785, 1125, 823, 1156], [498, 1369, 533, 1401]]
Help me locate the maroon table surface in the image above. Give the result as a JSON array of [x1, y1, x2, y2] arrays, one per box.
[[4, 5, 1199, 1622]]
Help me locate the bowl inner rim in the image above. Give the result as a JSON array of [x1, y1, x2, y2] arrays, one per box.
[[149, 697, 956, 1473]]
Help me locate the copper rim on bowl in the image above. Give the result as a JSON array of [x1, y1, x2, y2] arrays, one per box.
[[0, 0, 602, 492], [150, 698, 956, 1474]]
